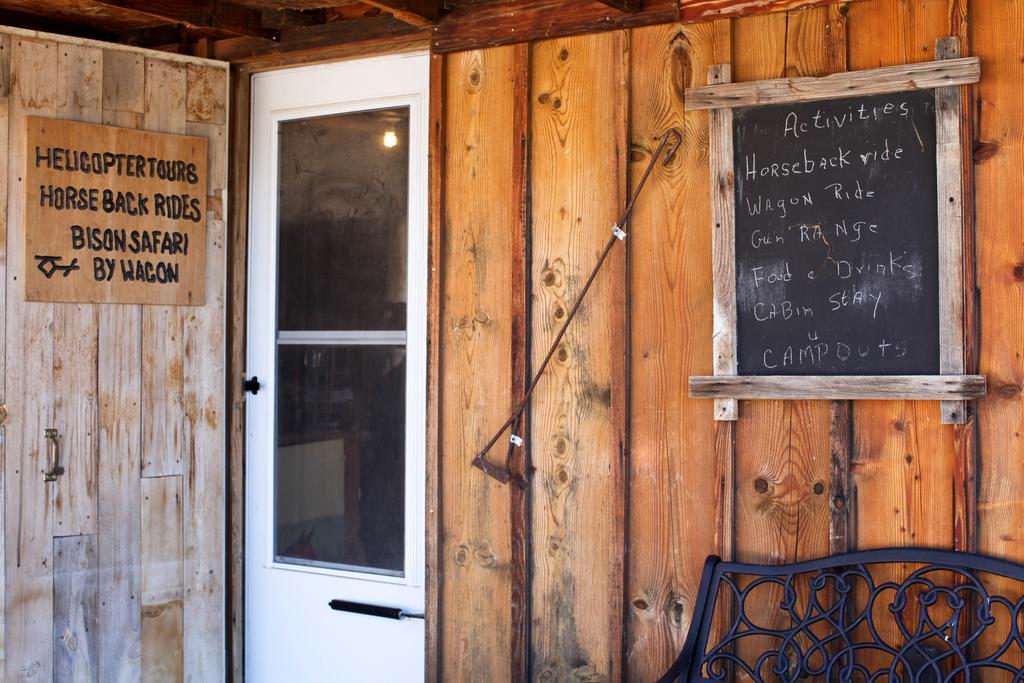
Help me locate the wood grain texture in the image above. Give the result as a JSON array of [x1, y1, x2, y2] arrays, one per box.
[[679, 0, 850, 22], [5, 37, 58, 683], [181, 118, 227, 681], [974, 0, 1024, 671], [707, 62, 737, 422], [140, 475, 183, 681], [689, 374, 986, 399], [51, 42, 101, 539], [53, 534, 98, 682], [684, 55, 979, 110], [0, 86, 7, 680], [432, 0, 676, 53], [528, 31, 627, 683], [625, 20, 728, 682], [94, 80, 145, 683], [0, 30, 226, 683], [225, 63, 249, 683], [438, 47, 517, 682], [506, 41, 531, 683], [96, 293, 143, 683], [934, 37, 968, 424], [424, 51, 444, 683], [140, 58, 188, 478]]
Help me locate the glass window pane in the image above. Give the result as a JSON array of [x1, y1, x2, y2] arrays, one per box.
[[276, 108, 410, 331], [275, 345, 406, 574]]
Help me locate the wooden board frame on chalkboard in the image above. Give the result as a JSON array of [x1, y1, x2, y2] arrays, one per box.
[[687, 37, 984, 425]]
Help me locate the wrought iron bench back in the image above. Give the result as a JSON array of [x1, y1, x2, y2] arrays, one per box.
[[656, 549, 1024, 682]]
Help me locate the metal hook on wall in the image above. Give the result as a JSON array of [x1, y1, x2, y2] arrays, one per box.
[[471, 127, 685, 485]]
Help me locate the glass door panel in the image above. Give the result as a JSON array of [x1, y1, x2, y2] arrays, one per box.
[[274, 107, 411, 576]]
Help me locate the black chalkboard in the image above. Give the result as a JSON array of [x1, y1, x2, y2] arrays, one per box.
[[733, 89, 940, 375]]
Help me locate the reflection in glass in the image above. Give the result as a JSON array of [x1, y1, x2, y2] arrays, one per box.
[[276, 108, 410, 331], [273, 106, 411, 576], [275, 346, 406, 574]]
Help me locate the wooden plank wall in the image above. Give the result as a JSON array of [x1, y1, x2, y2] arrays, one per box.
[[0, 28, 228, 681], [435, 0, 1024, 679]]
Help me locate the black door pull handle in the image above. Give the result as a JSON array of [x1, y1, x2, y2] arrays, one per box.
[[328, 599, 424, 620], [243, 376, 260, 395]]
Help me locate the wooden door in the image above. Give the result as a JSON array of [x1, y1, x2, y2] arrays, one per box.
[[246, 53, 428, 681], [0, 32, 228, 681]]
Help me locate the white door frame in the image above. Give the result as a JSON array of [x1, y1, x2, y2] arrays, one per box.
[[245, 51, 430, 674]]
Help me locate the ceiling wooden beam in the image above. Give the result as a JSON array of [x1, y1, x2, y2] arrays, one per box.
[[0, 7, 117, 41], [678, 0, 851, 21], [359, 0, 441, 27], [594, 0, 640, 12], [431, 0, 675, 52], [213, 15, 425, 64], [91, 0, 281, 40]]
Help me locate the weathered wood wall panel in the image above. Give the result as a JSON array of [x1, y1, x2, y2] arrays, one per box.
[[439, 46, 520, 681], [974, 0, 1024, 672], [528, 32, 628, 682], [0, 28, 227, 682], [625, 19, 728, 683], [6, 36, 59, 681], [434, 0, 1024, 679]]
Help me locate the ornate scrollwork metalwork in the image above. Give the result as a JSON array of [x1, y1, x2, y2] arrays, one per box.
[[658, 549, 1024, 682]]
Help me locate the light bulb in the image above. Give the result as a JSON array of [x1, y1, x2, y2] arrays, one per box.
[[382, 130, 398, 148]]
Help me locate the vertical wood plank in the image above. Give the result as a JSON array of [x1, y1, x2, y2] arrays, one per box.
[[0, 75, 9, 680], [182, 116, 227, 682], [5, 37, 58, 683], [425, 52, 444, 683], [52, 42, 102, 539], [95, 55, 145, 683], [53, 534, 98, 682], [829, 401, 851, 553], [708, 62, 737, 423], [625, 20, 728, 682], [141, 58, 187, 479], [225, 64, 249, 683], [974, 0, 1024, 671], [529, 31, 627, 682], [97, 58, 145, 679], [439, 47, 517, 682], [507, 41, 531, 683], [934, 37, 968, 425], [140, 476, 183, 682], [96, 298, 142, 683]]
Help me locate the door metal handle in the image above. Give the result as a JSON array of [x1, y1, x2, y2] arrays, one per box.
[[328, 599, 424, 621], [43, 428, 64, 482]]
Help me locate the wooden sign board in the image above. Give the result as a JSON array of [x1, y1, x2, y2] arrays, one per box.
[[685, 38, 985, 424], [23, 116, 208, 305]]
